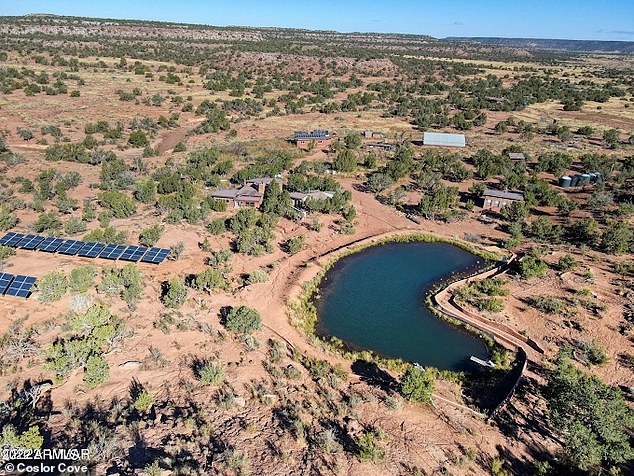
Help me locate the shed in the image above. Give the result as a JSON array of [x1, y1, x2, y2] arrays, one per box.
[[422, 132, 466, 148], [508, 152, 526, 161]]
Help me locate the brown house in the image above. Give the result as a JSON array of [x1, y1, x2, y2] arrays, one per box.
[[292, 130, 333, 150], [211, 184, 263, 209], [481, 189, 524, 210]]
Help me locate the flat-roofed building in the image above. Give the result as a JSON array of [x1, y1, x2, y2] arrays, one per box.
[[422, 132, 466, 148], [292, 129, 333, 150], [481, 189, 524, 210]]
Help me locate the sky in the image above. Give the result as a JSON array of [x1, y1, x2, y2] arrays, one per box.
[[3, 0, 634, 41]]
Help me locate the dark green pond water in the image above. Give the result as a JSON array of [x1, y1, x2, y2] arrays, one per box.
[[315, 241, 490, 372]]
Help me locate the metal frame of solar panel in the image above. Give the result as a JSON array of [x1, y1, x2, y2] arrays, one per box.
[[37, 237, 65, 253], [57, 239, 84, 255], [99, 244, 127, 260], [141, 247, 170, 264], [17, 234, 45, 250], [77, 242, 106, 258], [120, 245, 148, 262], [5, 275, 36, 298], [0, 232, 25, 247], [0, 272, 14, 295]]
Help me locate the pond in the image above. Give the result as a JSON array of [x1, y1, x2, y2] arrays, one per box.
[[315, 241, 490, 372]]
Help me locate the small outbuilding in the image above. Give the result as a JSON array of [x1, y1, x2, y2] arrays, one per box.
[[292, 130, 333, 150], [508, 152, 526, 161], [481, 189, 524, 210]]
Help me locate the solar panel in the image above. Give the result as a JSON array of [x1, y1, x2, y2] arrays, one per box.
[[99, 244, 127, 260], [119, 245, 148, 262], [77, 242, 106, 258], [0, 273, 14, 295], [141, 247, 170, 264], [17, 234, 45, 250], [57, 239, 84, 255], [0, 232, 25, 247], [0, 232, 23, 246], [5, 275, 36, 298], [37, 237, 65, 252]]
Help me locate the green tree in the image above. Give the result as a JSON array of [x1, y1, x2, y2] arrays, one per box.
[[261, 180, 290, 216], [98, 191, 137, 218], [83, 355, 109, 389], [601, 221, 633, 254], [333, 148, 357, 173], [285, 235, 305, 254], [69, 266, 97, 293], [399, 366, 436, 403], [139, 224, 164, 247], [128, 130, 149, 147], [194, 267, 228, 292], [135, 179, 157, 203], [545, 352, 633, 472], [37, 271, 68, 302], [33, 212, 62, 233], [515, 256, 548, 279], [419, 185, 459, 220], [602, 128, 620, 149], [162, 277, 188, 308], [224, 306, 262, 334], [0, 206, 19, 231]]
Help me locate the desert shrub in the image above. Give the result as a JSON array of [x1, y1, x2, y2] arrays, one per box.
[[224, 306, 262, 334], [133, 390, 154, 413], [193, 267, 228, 292], [454, 278, 508, 312], [83, 226, 127, 244], [207, 218, 227, 234], [33, 211, 62, 233], [356, 429, 386, 462], [97, 265, 143, 304], [162, 277, 188, 308], [195, 360, 226, 386], [515, 256, 548, 279], [285, 235, 305, 254], [64, 217, 87, 235], [98, 191, 136, 218], [246, 269, 268, 284], [399, 366, 436, 403], [169, 241, 185, 259], [558, 254, 578, 272], [37, 271, 68, 302], [128, 130, 149, 147], [527, 296, 568, 315], [139, 224, 164, 247], [83, 355, 109, 388], [0, 206, 18, 231], [580, 340, 608, 365], [134, 179, 156, 203], [0, 245, 16, 261], [69, 266, 97, 293]]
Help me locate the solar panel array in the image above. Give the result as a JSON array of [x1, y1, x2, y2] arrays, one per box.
[[0, 232, 170, 264], [0, 273, 36, 298]]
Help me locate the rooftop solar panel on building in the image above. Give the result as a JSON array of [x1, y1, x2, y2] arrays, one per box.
[[37, 237, 64, 252], [57, 240, 84, 255], [120, 245, 148, 262], [5, 275, 36, 298], [77, 242, 106, 258], [18, 234, 45, 250], [0, 232, 24, 246], [141, 247, 170, 264], [99, 244, 127, 260], [0, 273, 14, 295]]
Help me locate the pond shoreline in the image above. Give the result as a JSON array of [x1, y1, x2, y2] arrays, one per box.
[[288, 231, 513, 373]]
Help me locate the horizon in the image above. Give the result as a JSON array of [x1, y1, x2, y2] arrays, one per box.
[[3, 0, 634, 42]]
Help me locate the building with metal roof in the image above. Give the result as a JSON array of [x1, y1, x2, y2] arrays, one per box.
[[481, 189, 524, 211], [422, 132, 466, 148], [508, 152, 526, 161]]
